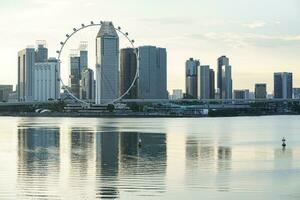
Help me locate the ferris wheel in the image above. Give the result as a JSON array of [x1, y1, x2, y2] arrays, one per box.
[[56, 21, 138, 106]]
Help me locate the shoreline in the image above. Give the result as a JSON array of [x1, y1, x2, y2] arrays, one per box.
[[0, 112, 299, 118]]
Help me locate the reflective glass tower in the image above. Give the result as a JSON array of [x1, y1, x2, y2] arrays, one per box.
[[95, 22, 119, 104]]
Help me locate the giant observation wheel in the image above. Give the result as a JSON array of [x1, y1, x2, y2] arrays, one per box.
[[56, 21, 138, 106]]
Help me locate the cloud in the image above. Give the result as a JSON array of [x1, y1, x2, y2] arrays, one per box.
[[244, 21, 266, 29], [187, 32, 300, 48], [139, 17, 196, 25]]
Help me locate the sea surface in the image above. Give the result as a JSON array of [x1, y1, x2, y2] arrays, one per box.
[[0, 116, 300, 200]]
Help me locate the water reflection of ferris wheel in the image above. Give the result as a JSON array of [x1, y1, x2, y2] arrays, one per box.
[[56, 21, 138, 106]]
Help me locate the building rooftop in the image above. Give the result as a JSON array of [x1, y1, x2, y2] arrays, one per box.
[[97, 21, 118, 38]]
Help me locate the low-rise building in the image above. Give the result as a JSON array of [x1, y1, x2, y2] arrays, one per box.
[[293, 88, 300, 99], [170, 89, 183, 100], [255, 83, 267, 99], [234, 89, 249, 99], [0, 85, 13, 102]]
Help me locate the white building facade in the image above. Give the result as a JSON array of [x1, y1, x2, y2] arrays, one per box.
[[33, 58, 60, 102]]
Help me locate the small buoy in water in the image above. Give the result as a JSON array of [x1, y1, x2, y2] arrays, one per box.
[[138, 139, 142, 148], [282, 137, 287, 147]]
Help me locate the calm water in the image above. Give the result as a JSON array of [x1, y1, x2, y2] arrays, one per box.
[[0, 116, 300, 199]]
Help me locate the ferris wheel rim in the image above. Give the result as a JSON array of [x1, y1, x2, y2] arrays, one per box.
[[56, 21, 138, 106]]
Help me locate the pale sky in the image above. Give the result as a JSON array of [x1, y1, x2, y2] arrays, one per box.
[[0, 0, 299, 93]]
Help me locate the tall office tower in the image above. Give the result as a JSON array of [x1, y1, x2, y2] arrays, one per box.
[[35, 41, 48, 63], [69, 56, 81, 98], [185, 58, 199, 99], [79, 50, 88, 78], [96, 21, 119, 104], [274, 72, 293, 99], [224, 65, 233, 99], [120, 48, 137, 99], [33, 58, 60, 102], [199, 65, 210, 99], [209, 69, 215, 99], [217, 56, 232, 99], [80, 68, 95, 101], [137, 46, 168, 99], [255, 83, 267, 99], [18, 48, 35, 102]]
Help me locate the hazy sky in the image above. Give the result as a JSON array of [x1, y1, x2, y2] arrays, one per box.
[[0, 0, 299, 93]]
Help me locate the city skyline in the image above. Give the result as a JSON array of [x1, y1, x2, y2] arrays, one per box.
[[0, 0, 300, 93], [0, 0, 299, 93]]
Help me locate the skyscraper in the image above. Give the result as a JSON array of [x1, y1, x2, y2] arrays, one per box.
[[199, 65, 210, 99], [217, 56, 232, 99], [80, 68, 95, 101], [185, 58, 199, 99], [69, 48, 89, 99], [209, 69, 215, 99], [18, 48, 35, 102], [96, 21, 119, 104], [224, 65, 232, 99], [35, 42, 48, 63], [120, 48, 137, 99], [255, 83, 267, 99], [137, 46, 167, 99], [34, 58, 60, 102], [79, 50, 88, 78], [69, 56, 81, 98], [274, 72, 293, 99]]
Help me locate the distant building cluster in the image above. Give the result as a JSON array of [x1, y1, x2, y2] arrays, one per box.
[[17, 41, 60, 102], [184, 56, 232, 100], [178, 55, 296, 101], [95, 22, 167, 104], [9, 21, 168, 104]]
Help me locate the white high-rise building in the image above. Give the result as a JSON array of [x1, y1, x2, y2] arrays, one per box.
[[95, 21, 119, 104], [137, 46, 167, 99], [33, 58, 60, 102]]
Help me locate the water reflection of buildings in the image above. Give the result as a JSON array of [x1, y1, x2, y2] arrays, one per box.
[[17, 121, 167, 199], [69, 127, 95, 199], [17, 126, 60, 199], [70, 127, 95, 174], [218, 146, 232, 171], [185, 137, 232, 191], [95, 132, 167, 199]]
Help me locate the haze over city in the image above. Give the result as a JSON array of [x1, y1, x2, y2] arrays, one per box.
[[1, 0, 299, 93]]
